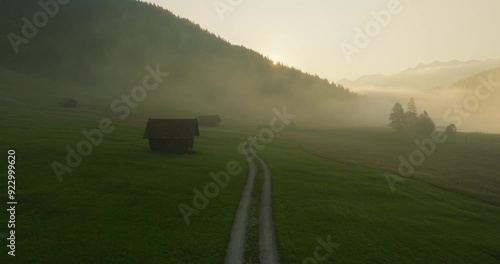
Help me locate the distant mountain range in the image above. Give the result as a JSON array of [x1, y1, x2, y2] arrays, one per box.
[[339, 58, 500, 90], [438, 66, 500, 133], [451, 65, 500, 89]]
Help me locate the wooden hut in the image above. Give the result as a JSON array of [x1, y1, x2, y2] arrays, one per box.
[[58, 98, 78, 108], [197, 115, 221, 127], [143, 119, 200, 154]]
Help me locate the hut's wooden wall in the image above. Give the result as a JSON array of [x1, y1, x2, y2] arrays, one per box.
[[148, 139, 194, 154]]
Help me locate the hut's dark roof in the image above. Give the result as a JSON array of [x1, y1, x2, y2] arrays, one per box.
[[143, 119, 199, 139]]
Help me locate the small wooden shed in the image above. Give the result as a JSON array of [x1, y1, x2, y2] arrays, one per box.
[[143, 119, 200, 154], [58, 98, 78, 108], [197, 115, 221, 127]]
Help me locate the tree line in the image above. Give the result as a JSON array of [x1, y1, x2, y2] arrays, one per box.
[[389, 98, 437, 135]]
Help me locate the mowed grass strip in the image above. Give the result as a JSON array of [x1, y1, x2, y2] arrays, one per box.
[[244, 167, 263, 264], [0, 109, 249, 263], [261, 136, 500, 264]]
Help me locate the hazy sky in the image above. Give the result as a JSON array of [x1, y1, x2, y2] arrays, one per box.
[[148, 0, 500, 81]]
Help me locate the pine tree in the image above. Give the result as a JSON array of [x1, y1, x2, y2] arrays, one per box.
[[406, 97, 419, 131], [389, 103, 407, 132]]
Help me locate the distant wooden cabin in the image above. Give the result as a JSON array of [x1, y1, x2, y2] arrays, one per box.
[[143, 119, 200, 154], [58, 98, 78, 108], [197, 115, 221, 127]]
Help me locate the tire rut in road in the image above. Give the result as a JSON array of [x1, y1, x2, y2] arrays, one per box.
[[256, 156, 280, 264], [225, 146, 257, 264]]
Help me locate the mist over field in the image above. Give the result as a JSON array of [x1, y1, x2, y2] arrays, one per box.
[[2, 0, 499, 132], [341, 64, 500, 133]]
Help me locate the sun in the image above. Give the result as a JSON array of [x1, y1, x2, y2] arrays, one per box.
[[270, 56, 279, 65]]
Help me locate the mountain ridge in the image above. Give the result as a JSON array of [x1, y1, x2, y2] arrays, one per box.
[[340, 58, 500, 90]]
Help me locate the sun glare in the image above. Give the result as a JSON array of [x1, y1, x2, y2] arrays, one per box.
[[270, 56, 279, 65]]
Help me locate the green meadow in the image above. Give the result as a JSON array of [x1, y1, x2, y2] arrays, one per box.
[[1, 103, 499, 263], [2, 1, 500, 263], [264, 133, 500, 263], [0, 105, 250, 263]]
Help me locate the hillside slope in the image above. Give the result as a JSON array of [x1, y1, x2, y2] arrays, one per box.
[[0, 0, 355, 123]]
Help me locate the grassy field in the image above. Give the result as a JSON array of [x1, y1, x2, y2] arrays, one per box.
[[1, 103, 500, 263], [280, 127, 500, 206], [0, 106, 251, 263], [262, 135, 500, 263]]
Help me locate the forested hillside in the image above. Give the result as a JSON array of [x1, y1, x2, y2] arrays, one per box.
[[0, 0, 355, 123]]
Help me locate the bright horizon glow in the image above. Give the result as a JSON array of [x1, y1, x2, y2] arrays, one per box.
[[147, 0, 500, 82], [270, 55, 280, 65]]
